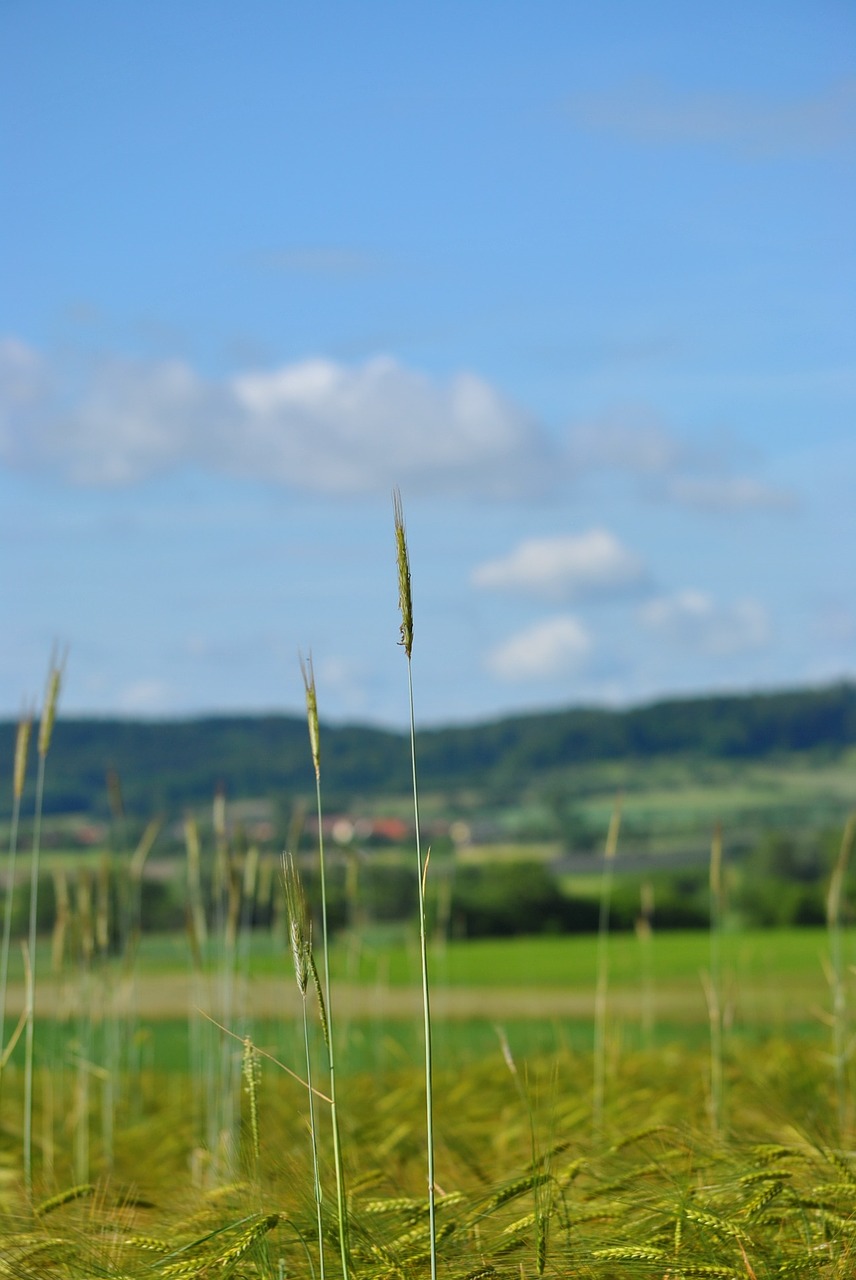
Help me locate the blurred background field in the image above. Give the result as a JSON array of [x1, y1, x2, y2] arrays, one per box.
[[1, 681, 854, 1273]]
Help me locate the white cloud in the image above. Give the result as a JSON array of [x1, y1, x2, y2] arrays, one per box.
[[473, 529, 645, 601], [0, 339, 553, 498], [486, 614, 592, 682], [1, 338, 796, 511], [639, 590, 771, 656], [565, 78, 856, 155], [229, 356, 548, 496]]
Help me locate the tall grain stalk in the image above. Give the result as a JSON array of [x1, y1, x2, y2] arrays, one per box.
[[497, 1027, 554, 1276], [301, 653, 349, 1279], [24, 656, 63, 1192], [282, 852, 325, 1280], [123, 818, 160, 1102], [705, 822, 725, 1138], [213, 788, 240, 1178], [0, 709, 33, 1058], [635, 881, 655, 1050], [827, 813, 855, 1144], [393, 488, 436, 1280], [184, 815, 209, 1164], [592, 795, 621, 1136]]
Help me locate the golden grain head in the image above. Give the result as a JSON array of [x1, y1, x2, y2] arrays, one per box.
[[13, 708, 33, 801], [300, 651, 321, 776], [241, 1037, 261, 1164], [393, 487, 413, 658], [184, 816, 201, 868], [213, 785, 227, 840], [130, 817, 161, 881], [38, 659, 64, 758], [827, 813, 855, 926], [282, 852, 311, 994], [604, 794, 622, 861]]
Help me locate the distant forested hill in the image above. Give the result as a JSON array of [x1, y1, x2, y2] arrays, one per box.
[[3, 682, 855, 817]]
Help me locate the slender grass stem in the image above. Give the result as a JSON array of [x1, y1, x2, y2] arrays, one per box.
[[827, 813, 855, 1144], [0, 711, 32, 1065], [24, 656, 64, 1193], [393, 489, 437, 1280], [636, 881, 655, 1051], [302, 655, 349, 1279], [707, 822, 725, 1138], [23, 748, 47, 1193], [593, 795, 621, 1137], [497, 1027, 552, 1275], [301, 994, 325, 1280], [407, 657, 437, 1269], [283, 852, 326, 1280]]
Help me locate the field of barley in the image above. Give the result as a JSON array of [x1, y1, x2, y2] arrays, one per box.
[[1, 501, 855, 1278]]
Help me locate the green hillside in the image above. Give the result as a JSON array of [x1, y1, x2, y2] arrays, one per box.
[[3, 681, 854, 819]]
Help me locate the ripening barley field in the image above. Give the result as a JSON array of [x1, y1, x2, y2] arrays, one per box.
[[2, 503, 855, 1278], [0, 905, 855, 1276]]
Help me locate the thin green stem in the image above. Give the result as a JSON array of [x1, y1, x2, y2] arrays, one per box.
[[708, 824, 725, 1138], [0, 790, 23, 1058], [407, 656, 437, 1280], [302, 994, 326, 1280], [2, 711, 32, 1084], [302, 650, 350, 1278], [593, 797, 621, 1137], [827, 814, 855, 1144], [314, 771, 350, 1278], [23, 750, 47, 1193]]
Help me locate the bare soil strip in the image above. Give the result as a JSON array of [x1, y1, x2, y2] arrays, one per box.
[[2, 977, 821, 1023]]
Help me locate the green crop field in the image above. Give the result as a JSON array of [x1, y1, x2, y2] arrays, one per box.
[[1, 904, 855, 1276], [2, 547, 855, 1273]]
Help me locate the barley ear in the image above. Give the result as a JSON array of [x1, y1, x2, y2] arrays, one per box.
[[710, 820, 723, 906], [242, 1037, 261, 1167], [309, 950, 330, 1052], [282, 852, 311, 996], [13, 709, 33, 802], [827, 813, 855, 928], [604, 793, 623, 861], [393, 488, 413, 658], [300, 651, 321, 780], [38, 653, 65, 759]]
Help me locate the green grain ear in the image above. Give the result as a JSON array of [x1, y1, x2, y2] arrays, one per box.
[[393, 487, 413, 659]]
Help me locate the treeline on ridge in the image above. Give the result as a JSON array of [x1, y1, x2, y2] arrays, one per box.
[[3, 681, 854, 818]]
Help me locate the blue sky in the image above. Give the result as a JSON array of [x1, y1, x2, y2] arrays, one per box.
[[2, 1, 854, 726]]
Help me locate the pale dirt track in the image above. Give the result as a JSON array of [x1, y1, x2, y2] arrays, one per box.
[[2, 976, 821, 1024]]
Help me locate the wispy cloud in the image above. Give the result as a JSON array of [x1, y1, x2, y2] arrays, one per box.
[[115, 678, 175, 715], [566, 413, 796, 512], [564, 77, 856, 155], [662, 475, 797, 512], [0, 337, 797, 510], [639, 590, 771, 656], [0, 339, 553, 499], [472, 529, 645, 601], [567, 418, 684, 473], [486, 614, 592, 682]]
